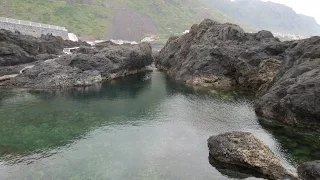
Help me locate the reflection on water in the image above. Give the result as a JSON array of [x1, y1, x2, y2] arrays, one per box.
[[259, 118, 320, 165], [0, 73, 155, 158], [208, 154, 265, 180], [0, 71, 318, 180]]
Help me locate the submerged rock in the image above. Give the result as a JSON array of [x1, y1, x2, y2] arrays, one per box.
[[155, 19, 287, 90], [4, 42, 153, 89], [255, 37, 320, 130], [298, 160, 320, 180], [207, 132, 296, 180]]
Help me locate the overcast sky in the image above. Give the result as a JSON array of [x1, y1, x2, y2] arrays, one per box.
[[260, 0, 320, 24]]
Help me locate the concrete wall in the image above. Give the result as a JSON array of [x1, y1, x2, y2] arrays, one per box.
[[0, 21, 69, 39]]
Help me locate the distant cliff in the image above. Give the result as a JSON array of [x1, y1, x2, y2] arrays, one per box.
[[201, 0, 320, 36]]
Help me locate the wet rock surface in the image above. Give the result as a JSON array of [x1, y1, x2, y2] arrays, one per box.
[[3, 42, 153, 89], [298, 160, 320, 180], [207, 132, 296, 180]]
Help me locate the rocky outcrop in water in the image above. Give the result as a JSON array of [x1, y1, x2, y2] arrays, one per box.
[[255, 37, 320, 130], [298, 160, 320, 180], [155, 19, 289, 90], [3, 42, 153, 89], [207, 132, 296, 180], [156, 18, 320, 131], [0, 29, 88, 67]]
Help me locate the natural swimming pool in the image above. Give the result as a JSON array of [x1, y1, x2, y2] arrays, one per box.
[[0, 71, 319, 180]]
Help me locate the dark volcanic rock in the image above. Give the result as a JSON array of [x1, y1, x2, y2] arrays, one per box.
[[207, 132, 296, 180], [95, 41, 117, 50], [0, 42, 36, 66], [255, 37, 320, 130], [155, 19, 288, 90], [157, 18, 320, 130], [5, 42, 153, 89], [298, 160, 320, 180], [0, 29, 89, 66], [35, 54, 59, 61]]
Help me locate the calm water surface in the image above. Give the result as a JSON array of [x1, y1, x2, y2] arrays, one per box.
[[0, 71, 319, 180]]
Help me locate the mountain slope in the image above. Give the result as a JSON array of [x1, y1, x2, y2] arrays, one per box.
[[0, 0, 236, 40], [201, 0, 320, 36]]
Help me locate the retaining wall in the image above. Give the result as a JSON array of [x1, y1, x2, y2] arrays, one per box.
[[0, 20, 68, 39]]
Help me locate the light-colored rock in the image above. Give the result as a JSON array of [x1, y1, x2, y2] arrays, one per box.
[[207, 132, 296, 180]]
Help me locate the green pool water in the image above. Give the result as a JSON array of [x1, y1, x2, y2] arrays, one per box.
[[0, 71, 319, 180]]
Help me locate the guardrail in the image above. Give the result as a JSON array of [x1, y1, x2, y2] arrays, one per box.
[[0, 17, 67, 31]]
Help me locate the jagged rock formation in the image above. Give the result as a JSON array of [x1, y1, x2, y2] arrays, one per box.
[[255, 36, 320, 130], [3, 43, 153, 89], [0, 29, 152, 89], [207, 132, 296, 180], [155, 19, 288, 90], [0, 29, 88, 66]]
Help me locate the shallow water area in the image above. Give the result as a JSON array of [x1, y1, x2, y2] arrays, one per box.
[[0, 71, 319, 180]]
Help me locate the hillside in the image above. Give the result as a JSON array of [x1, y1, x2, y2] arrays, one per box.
[[0, 0, 236, 40], [200, 0, 320, 36]]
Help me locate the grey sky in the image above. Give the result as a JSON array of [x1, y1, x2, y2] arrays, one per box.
[[260, 0, 320, 24]]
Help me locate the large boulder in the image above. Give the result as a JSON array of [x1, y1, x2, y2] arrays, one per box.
[[155, 19, 289, 90], [298, 160, 320, 180], [207, 132, 296, 180], [4, 42, 153, 89], [255, 37, 320, 130]]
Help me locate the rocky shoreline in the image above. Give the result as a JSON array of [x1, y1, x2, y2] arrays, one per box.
[[155, 20, 286, 91], [1, 20, 320, 179], [0, 29, 153, 89], [255, 36, 320, 131], [155, 19, 320, 131]]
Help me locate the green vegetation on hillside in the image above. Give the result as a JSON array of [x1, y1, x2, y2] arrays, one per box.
[[0, 0, 236, 39], [0, 0, 112, 39]]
